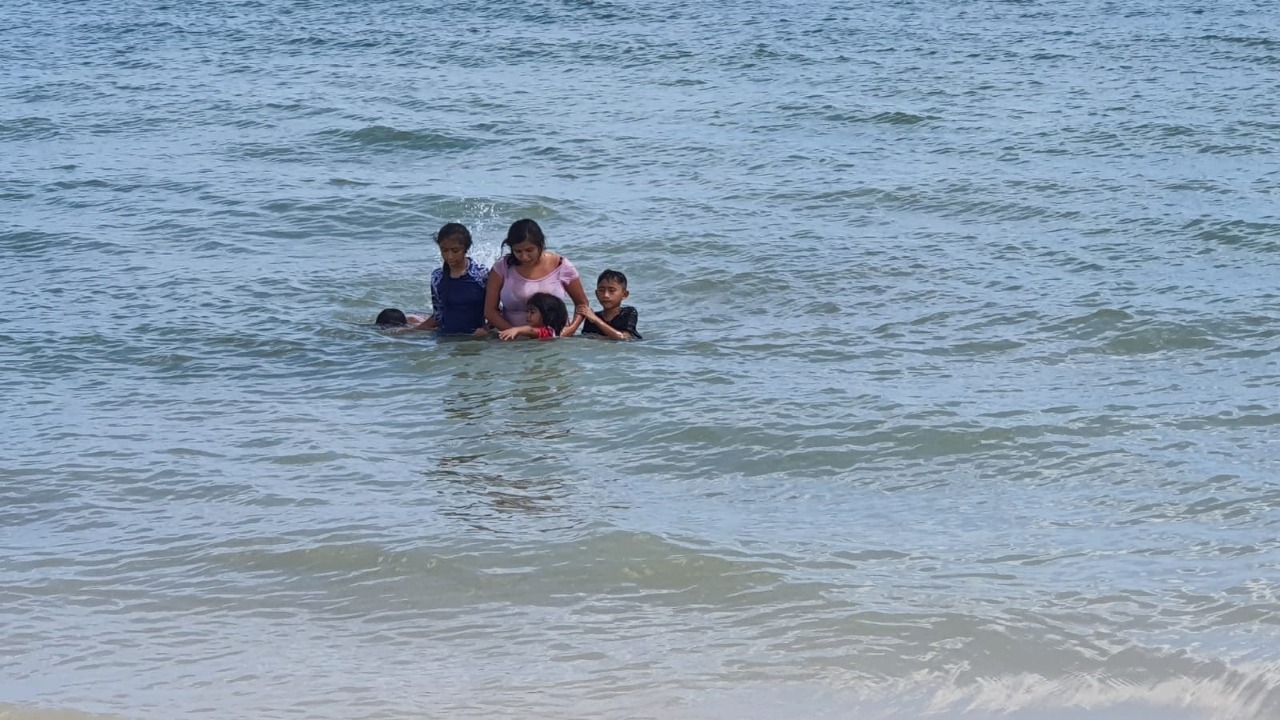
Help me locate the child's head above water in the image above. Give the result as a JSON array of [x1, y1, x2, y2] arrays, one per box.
[[503, 218, 546, 267], [597, 269, 628, 288], [595, 269, 630, 309], [436, 222, 472, 248], [525, 292, 568, 335], [435, 222, 472, 271], [375, 308, 408, 327]]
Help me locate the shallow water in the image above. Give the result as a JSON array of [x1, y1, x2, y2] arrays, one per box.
[[3, 0, 1279, 718]]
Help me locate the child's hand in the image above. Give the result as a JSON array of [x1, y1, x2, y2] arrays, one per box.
[[498, 328, 519, 341]]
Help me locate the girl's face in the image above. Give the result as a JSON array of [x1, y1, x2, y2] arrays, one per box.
[[510, 240, 541, 266], [527, 306, 543, 327], [438, 237, 468, 270]]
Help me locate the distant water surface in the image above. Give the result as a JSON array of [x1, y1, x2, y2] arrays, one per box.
[[2, 0, 1279, 718]]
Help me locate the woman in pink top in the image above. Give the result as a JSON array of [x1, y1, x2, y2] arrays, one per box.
[[484, 219, 590, 335]]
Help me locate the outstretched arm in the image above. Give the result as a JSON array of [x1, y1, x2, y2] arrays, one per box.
[[498, 325, 538, 341]]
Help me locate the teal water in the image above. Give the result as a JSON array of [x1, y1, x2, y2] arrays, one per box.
[[3, 0, 1279, 718]]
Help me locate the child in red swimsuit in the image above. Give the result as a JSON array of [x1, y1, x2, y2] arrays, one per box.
[[497, 293, 568, 341]]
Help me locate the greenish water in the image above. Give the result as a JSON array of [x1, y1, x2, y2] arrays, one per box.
[[3, 0, 1279, 718]]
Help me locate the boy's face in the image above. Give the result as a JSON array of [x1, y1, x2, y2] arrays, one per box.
[[595, 280, 629, 310]]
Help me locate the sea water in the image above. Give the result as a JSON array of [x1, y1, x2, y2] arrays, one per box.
[[2, 0, 1279, 718]]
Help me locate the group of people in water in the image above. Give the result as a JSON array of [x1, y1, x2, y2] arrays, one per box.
[[377, 219, 641, 341]]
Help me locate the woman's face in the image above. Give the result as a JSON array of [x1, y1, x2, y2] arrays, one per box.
[[510, 240, 541, 266]]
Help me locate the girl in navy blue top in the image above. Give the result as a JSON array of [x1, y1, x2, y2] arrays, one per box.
[[413, 223, 489, 336]]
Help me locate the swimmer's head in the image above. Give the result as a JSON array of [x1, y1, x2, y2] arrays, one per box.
[[436, 222, 472, 250], [375, 308, 408, 327], [436, 223, 472, 272], [596, 269, 628, 289], [595, 269, 630, 310], [503, 218, 546, 267]]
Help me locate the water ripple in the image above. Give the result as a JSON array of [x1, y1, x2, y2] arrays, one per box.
[[4, 0, 1280, 717]]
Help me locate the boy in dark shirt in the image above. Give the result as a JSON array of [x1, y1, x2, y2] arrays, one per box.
[[574, 269, 641, 340]]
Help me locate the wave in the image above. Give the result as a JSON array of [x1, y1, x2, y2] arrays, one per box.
[[316, 125, 491, 154]]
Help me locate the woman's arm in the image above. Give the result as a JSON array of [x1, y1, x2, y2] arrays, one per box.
[[560, 275, 589, 336], [484, 268, 512, 331]]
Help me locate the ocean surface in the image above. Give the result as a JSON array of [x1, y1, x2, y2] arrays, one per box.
[[3, 0, 1279, 718]]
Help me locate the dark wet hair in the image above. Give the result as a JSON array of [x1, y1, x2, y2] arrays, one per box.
[[436, 222, 472, 250], [375, 308, 408, 327], [526, 292, 567, 335], [597, 269, 628, 289], [502, 218, 546, 267]]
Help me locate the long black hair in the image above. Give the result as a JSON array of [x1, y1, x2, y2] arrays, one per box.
[[526, 292, 568, 335]]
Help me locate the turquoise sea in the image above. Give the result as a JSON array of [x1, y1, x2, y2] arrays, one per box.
[[3, 0, 1279, 718]]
